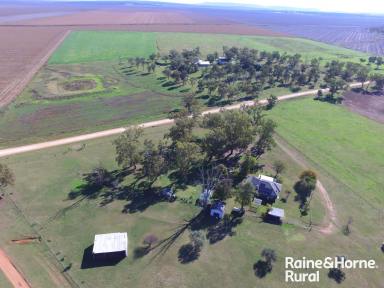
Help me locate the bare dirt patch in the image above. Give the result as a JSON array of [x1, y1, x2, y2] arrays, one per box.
[[0, 27, 69, 107], [0, 249, 31, 288], [62, 79, 97, 92], [343, 90, 384, 123], [11, 237, 41, 244]]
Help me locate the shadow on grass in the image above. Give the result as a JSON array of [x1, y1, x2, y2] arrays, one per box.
[[253, 260, 271, 278], [81, 245, 125, 269], [206, 215, 243, 244]]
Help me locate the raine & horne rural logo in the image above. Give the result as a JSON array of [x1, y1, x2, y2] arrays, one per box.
[[285, 256, 378, 283]]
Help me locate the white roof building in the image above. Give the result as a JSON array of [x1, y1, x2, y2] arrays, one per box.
[[197, 59, 211, 67], [93, 232, 128, 256]]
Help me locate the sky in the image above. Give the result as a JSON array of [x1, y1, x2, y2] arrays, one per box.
[[143, 0, 384, 14], [39, 0, 384, 14]]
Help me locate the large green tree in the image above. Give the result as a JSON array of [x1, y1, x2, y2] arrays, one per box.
[[113, 127, 143, 169], [235, 182, 254, 209]]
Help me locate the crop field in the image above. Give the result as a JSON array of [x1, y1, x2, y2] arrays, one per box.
[[2, 122, 359, 288], [268, 98, 384, 235], [209, 10, 384, 56], [0, 31, 369, 147], [0, 26, 68, 107]]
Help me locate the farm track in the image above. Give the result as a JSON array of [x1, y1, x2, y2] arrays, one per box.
[[274, 136, 337, 235], [0, 249, 31, 288], [0, 81, 366, 158], [0, 29, 70, 108]]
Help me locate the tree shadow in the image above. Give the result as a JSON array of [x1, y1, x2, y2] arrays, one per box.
[[206, 214, 242, 244], [253, 260, 271, 278], [81, 245, 125, 269], [178, 243, 200, 264], [133, 246, 150, 259], [149, 209, 210, 260], [328, 268, 346, 283]]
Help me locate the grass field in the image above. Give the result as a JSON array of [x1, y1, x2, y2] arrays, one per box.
[[48, 31, 157, 64], [0, 123, 341, 288], [0, 270, 12, 288], [268, 98, 384, 253], [0, 31, 371, 148]]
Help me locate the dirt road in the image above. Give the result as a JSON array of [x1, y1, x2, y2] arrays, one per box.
[[274, 137, 337, 234], [0, 249, 30, 288], [0, 82, 366, 158]]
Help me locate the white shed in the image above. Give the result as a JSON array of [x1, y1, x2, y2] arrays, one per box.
[[93, 232, 128, 258]]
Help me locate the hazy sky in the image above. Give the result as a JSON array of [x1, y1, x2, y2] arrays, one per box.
[[137, 0, 384, 14]]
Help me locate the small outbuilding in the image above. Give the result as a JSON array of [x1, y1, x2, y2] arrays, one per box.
[[210, 201, 225, 219], [161, 187, 176, 202], [268, 207, 285, 219], [92, 232, 128, 259], [196, 59, 211, 67]]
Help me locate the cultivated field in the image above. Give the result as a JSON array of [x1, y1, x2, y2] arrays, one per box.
[[211, 10, 384, 55], [343, 89, 384, 123], [0, 26, 68, 107], [0, 31, 369, 147]]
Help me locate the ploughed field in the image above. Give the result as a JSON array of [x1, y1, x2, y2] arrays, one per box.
[[0, 26, 68, 107], [207, 10, 384, 56], [0, 30, 368, 147]]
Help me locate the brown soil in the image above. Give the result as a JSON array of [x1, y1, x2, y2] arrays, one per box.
[[11, 237, 40, 244], [62, 79, 97, 92], [343, 90, 384, 123], [0, 27, 70, 107], [0, 249, 31, 288]]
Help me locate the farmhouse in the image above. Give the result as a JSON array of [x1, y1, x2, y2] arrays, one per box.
[[92, 232, 128, 259], [210, 201, 225, 219], [247, 175, 282, 202]]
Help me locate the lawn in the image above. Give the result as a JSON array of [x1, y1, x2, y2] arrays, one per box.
[[0, 271, 12, 288], [0, 124, 343, 288], [268, 97, 384, 244]]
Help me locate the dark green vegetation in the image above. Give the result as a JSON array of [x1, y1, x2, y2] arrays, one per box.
[[0, 31, 374, 147]]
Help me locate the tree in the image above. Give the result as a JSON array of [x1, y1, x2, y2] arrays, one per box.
[[272, 160, 285, 177], [166, 115, 195, 144], [261, 248, 277, 269], [113, 127, 143, 169], [239, 153, 258, 179], [295, 170, 317, 203], [356, 67, 369, 90], [141, 140, 166, 182], [162, 68, 171, 80], [202, 110, 256, 159], [0, 163, 14, 189], [213, 179, 233, 201], [371, 73, 384, 91], [143, 234, 158, 248], [252, 119, 277, 158], [182, 94, 201, 116], [266, 94, 277, 110], [235, 182, 254, 209], [173, 141, 202, 181]]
